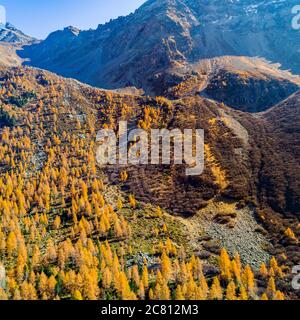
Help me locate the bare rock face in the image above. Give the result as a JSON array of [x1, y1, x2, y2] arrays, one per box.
[[19, 0, 300, 97], [185, 0, 300, 71]]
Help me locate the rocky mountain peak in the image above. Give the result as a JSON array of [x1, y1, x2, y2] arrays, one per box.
[[63, 26, 81, 36], [0, 22, 36, 44], [46, 26, 81, 42]]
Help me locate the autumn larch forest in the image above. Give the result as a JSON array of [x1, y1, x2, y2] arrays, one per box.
[[0, 0, 300, 302]]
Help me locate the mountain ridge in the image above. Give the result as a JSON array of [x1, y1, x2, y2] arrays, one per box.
[[18, 0, 300, 96], [0, 22, 37, 44]]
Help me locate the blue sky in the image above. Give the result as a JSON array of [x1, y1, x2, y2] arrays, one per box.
[[0, 0, 146, 39]]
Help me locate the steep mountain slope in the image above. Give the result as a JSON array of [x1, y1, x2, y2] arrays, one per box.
[[0, 23, 36, 67], [19, 0, 300, 96], [184, 0, 299, 71], [0, 65, 297, 224], [164, 56, 300, 112], [1, 65, 296, 300], [0, 22, 36, 44], [264, 91, 300, 136], [263, 92, 300, 193], [0, 66, 299, 300], [0, 43, 23, 67]]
